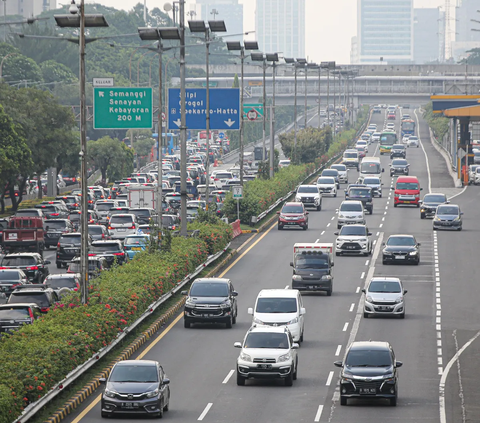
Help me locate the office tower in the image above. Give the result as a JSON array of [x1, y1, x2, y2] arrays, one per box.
[[195, 0, 243, 42], [413, 8, 441, 64]]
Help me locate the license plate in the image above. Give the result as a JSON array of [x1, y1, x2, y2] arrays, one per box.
[[395, 256, 405, 260], [345, 246, 356, 249], [257, 364, 272, 369], [66, 249, 78, 253], [132, 247, 142, 251], [117, 228, 126, 232], [403, 201, 411, 203], [359, 388, 376, 394], [121, 402, 138, 408]]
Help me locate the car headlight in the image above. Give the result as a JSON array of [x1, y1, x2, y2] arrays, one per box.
[[219, 301, 231, 309], [366, 295, 373, 302], [253, 317, 264, 324], [338, 214, 345, 219], [104, 388, 116, 398], [383, 250, 392, 255], [321, 275, 332, 281], [453, 216, 460, 221], [146, 389, 159, 398], [278, 353, 291, 363], [240, 351, 252, 362], [434, 216, 441, 221], [341, 377, 353, 383], [383, 373, 394, 380], [292, 275, 303, 281], [395, 296, 403, 304], [185, 298, 195, 307], [295, 196, 301, 202], [287, 317, 298, 325], [409, 251, 418, 256]]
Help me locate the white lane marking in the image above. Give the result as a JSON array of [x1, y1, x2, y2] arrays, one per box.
[[376, 231, 380, 236], [321, 231, 325, 235], [360, 271, 365, 279], [373, 239, 377, 245], [285, 285, 289, 289], [315, 239, 320, 243], [327, 223, 331, 227], [198, 403, 213, 421], [349, 303, 355, 312], [382, 217, 385, 221], [335, 345, 342, 356], [365, 259, 370, 266], [331, 216, 335, 220], [414, 108, 432, 193], [326, 371, 334, 386], [385, 205, 388, 209], [222, 370, 235, 384], [356, 287, 360, 293], [379, 223, 383, 228], [384, 211, 387, 215], [342, 322, 349, 331], [314, 405, 324, 422], [448, 185, 467, 200]]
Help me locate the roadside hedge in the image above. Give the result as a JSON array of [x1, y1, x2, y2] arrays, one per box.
[[0, 221, 232, 423]]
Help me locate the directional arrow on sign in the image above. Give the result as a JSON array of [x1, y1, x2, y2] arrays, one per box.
[[173, 119, 181, 127], [225, 119, 236, 127]]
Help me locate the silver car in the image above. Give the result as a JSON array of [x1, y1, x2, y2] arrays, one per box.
[[362, 277, 407, 318], [433, 204, 463, 231], [336, 200, 365, 229], [358, 176, 383, 198], [108, 214, 138, 239]]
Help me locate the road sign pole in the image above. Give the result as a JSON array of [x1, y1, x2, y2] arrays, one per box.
[[180, 0, 187, 237], [270, 62, 276, 178], [262, 59, 266, 161], [237, 198, 240, 221], [240, 48, 245, 187], [205, 28, 211, 204], [157, 42, 163, 233]]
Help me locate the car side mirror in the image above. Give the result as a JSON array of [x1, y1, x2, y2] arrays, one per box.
[[247, 307, 253, 315], [382, 242, 386, 246], [460, 212, 464, 215], [334, 361, 343, 368], [403, 290, 408, 295], [395, 361, 403, 368], [44, 260, 51, 265], [300, 307, 306, 315], [335, 209, 339, 213], [390, 187, 394, 190], [292, 343, 300, 349], [306, 212, 309, 215], [418, 243, 421, 246], [382, 168, 385, 172], [289, 261, 294, 267], [420, 187, 423, 190], [361, 288, 366, 293], [181, 290, 188, 295], [367, 232, 372, 236], [162, 377, 170, 385], [276, 211, 280, 214], [334, 232, 339, 235], [99, 377, 107, 384], [234, 342, 242, 348]]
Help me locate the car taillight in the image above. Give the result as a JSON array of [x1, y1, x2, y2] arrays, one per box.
[[27, 266, 38, 270], [108, 226, 112, 230], [102, 233, 105, 239], [113, 252, 124, 256], [88, 200, 93, 204], [40, 307, 49, 313], [28, 308, 35, 322], [88, 253, 95, 256], [57, 243, 61, 248], [129, 226, 135, 229], [214, 178, 219, 181], [11, 283, 21, 289], [89, 219, 94, 223], [0, 267, 6, 270], [51, 213, 59, 216]]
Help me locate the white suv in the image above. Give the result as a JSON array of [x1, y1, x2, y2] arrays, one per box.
[[336, 200, 365, 229], [210, 171, 234, 189], [316, 176, 337, 197], [330, 164, 348, 183], [108, 214, 138, 239], [295, 185, 322, 210], [335, 224, 372, 256], [234, 325, 299, 386]]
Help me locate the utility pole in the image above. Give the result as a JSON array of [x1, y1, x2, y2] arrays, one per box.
[[179, 0, 187, 236]]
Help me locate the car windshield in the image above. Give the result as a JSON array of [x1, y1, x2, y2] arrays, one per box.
[[45, 221, 67, 230], [130, 210, 151, 217], [368, 281, 401, 293], [349, 189, 370, 196], [189, 282, 229, 297], [363, 178, 380, 184], [0, 308, 30, 320], [392, 160, 408, 166], [45, 277, 77, 289], [215, 173, 233, 179], [109, 209, 128, 216], [360, 163, 381, 174], [2, 257, 35, 266], [60, 236, 81, 245], [244, 332, 289, 349], [125, 236, 148, 246], [69, 261, 100, 272], [186, 208, 199, 216], [109, 365, 158, 383], [409, 136, 418, 141], [387, 236, 415, 246], [331, 165, 346, 171], [298, 186, 318, 193], [88, 226, 104, 234], [344, 152, 357, 158], [9, 292, 49, 307], [282, 205, 304, 214], [396, 182, 418, 190], [424, 195, 446, 203], [345, 349, 392, 367], [36, 206, 56, 212], [317, 178, 335, 184], [393, 144, 405, 149], [295, 253, 329, 269], [340, 226, 367, 236], [322, 170, 338, 176], [90, 244, 121, 253], [96, 203, 115, 211], [256, 298, 297, 313], [16, 211, 40, 217], [0, 271, 22, 280], [162, 216, 175, 226], [437, 206, 459, 215], [110, 216, 134, 224], [340, 203, 363, 211], [69, 214, 81, 221]]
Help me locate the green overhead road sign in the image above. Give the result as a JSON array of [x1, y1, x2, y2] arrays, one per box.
[[93, 87, 153, 129], [243, 103, 264, 122]]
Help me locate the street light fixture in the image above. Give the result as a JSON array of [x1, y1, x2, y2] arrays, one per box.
[[55, 0, 108, 305], [227, 39, 259, 186], [266, 53, 279, 178], [188, 19, 226, 205], [251, 52, 267, 162]]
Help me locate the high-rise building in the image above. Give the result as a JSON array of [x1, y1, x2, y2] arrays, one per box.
[[0, 0, 56, 19], [194, 0, 243, 42], [350, 36, 359, 64], [357, 0, 413, 64], [451, 0, 480, 61], [255, 0, 305, 58], [413, 8, 442, 64]]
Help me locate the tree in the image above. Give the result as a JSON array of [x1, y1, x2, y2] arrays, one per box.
[[134, 137, 155, 168], [87, 136, 133, 182], [40, 60, 78, 84], [279, 127, 332, 164], [232, 73, 239, 88]]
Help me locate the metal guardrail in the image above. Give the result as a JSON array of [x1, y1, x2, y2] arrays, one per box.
[[13, 242, 231, 423]]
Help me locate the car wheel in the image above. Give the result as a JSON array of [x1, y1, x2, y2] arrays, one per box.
[[316, 204, 321, 211], [278, 224, 283, 230], [364, 312, 368, 318], [340, 396, 347, 406], [337, 224, 341, 229], [236, 372, 245, 386], [390, 396, 397, 406], [285, 370, 293, 386], [303, 225, 308, 230], [157, 401, 164, 418], [335, 251, 340, 256], [420, 213, 425, 219], [293, 359, 298, 380], [232, 310, 237, 324], [56, 262, 62, 269], [369, 208, 373, 215], [300, 331, 304, 343], [184, 320, 191, 328], [394, 203, 397, 207], [399, 313, 405, 319], [382, 259, 387, 265], [457, 227, 462, 231], [101, 412, 109, 418], [226, 316, 233, 329], [326, 286, 332, 296], [334, 192, 337, 197]]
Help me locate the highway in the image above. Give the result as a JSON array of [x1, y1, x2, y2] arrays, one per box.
[[40, 107, 480, 423]]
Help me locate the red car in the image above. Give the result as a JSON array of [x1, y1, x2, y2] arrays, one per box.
[[277, 202, 309, 230], [356, 146, 366, 159], [393, 176, 422, 207], [387, 113, 396, 120]]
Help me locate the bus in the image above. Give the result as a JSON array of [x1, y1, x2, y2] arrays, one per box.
[[401, 119, 415, 137], [379, 131, 397, 155], [360, 157, 383, 179]]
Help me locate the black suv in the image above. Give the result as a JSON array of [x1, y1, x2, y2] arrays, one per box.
[[0, 303, 42, 335], [345, 185, 373, 214], [7, 285, 59, 313], [334, 341, 403, 406], [0, 253, 51, 283], [56, 233, 93, 268], [129, 208, 157, 225], [34, 203, 69, 219], [55, 195, 81, 211], [182, 278, 238, 328], [0, 269, 28, 297], [44, 219, 74, 248], [89, 240, 127, 267], [43, 273, 81, 292], [390, 159, 410, 176], [390, 144, 406, 159]]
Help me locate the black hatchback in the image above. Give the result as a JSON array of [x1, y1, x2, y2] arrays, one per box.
[[0, 303, 42, 335], [182, 278, 238, 328], [390, 144, 406, 159], [44, 219, 74, 248], [0, 253, 50, 284], [56, 233, 93, 268], [89, 240, 128, 266], [7, 285, 59, 313], [0, 269, 28, 297]]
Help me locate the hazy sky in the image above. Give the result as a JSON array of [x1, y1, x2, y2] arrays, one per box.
[[88, 0, 445, 64]]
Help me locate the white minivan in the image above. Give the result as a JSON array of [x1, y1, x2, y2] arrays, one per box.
[[248, 289, 306, 343]]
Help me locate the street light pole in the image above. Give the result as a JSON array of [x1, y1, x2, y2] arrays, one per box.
[[318, 66, 321, 130], [179, 0, 187, 236], [270, 61, 276, 178], [262, 57, 266, 161], [294, 63, 297, 159], [240, 47, 245, 186], [304, 65, 307, 129], [157, 43, 163, 231], [333, 70, 336, 143]]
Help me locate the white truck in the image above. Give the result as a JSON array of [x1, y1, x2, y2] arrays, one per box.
[[126, 186, 157, 209], [290, 243, 334, 296]]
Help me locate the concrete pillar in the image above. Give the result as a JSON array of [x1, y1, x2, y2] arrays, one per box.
[[47, 167, 57, 197]]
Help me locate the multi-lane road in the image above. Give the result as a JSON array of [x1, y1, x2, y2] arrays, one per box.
[[49, 108, 480, 423]]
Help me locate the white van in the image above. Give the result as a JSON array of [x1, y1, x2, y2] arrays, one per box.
[[359, 157, 384, 180], [248, 289, 306, 343]]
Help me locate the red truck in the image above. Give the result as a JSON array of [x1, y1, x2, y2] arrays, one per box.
[[1, 217, 45, 256]]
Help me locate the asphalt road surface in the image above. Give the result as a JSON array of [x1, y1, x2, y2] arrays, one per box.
[[22, 107, 480, 423]]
